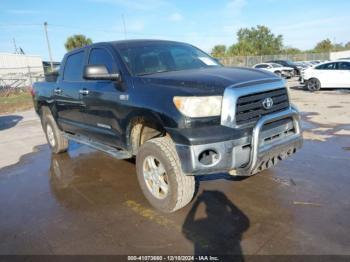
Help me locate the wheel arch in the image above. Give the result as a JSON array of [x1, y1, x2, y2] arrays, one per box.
[[125, 111, 167, 154], [37, 100, 57, 118]]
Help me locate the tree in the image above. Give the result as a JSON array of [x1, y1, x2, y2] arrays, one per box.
[[227, 25, 283, 56], [282, 47, 302, 55], [332, 43, 345, 51], [64, 34, 92, 51], [211, 45, 227, 57], [345, 42, 350, 50], [313, 39, 333, 52]]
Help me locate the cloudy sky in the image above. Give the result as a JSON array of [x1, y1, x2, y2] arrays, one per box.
[[0, 0, 349, 61]]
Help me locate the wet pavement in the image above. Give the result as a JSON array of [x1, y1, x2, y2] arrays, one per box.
[[0, 126, 350, 256], [0, 86, 350, 256]]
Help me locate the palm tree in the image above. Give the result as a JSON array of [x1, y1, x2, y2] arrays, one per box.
[[64, 34, 93, 51]]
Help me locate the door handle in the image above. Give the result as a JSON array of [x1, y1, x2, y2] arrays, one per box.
[[79, 89, 89, 95], [54, 88, 62, 94]]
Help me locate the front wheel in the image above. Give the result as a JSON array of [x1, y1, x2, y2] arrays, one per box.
[[306, 78, 321, 92], [136, 137, 195, 213]]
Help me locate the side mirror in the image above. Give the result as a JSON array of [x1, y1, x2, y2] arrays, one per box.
[[83, 64, 121, 81]]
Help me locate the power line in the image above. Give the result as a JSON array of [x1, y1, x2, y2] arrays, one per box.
[[0, 23, 42, 27], [0, 22, 234, 38]]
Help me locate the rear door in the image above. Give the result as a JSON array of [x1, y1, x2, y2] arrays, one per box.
[[55, 50, 87, 134], [79, 46, 125, 147]]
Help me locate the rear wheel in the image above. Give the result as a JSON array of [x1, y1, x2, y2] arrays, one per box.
[[136, 136, 195, 213], [307, 78, 321, 92], [40, 107, 68, 154]]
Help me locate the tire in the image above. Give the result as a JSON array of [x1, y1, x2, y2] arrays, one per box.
[[40, 107, 69, 154], [306, 78, 321, 92], [136, 136, 195, 213]]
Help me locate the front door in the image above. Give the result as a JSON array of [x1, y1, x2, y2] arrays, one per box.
[[337, 61, 350, 88], [314, 62, 338, 88], [79, 47, 125, 147]]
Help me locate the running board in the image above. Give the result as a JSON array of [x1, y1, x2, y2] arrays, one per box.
[[63, 133, 132, 159]]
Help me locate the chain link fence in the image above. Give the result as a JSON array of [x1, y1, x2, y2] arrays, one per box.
[[0, 66, 49, 97], [0, 52, 332, 96], [218, 52, 330, 67]]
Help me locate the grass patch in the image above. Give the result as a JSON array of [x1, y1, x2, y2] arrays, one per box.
[[0, 92, 33, 114]]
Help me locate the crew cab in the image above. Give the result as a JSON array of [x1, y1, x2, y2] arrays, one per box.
[[32, 40, 303, 212]]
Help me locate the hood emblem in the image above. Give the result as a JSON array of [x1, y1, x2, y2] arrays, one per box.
[[262, 97, 274, 110]]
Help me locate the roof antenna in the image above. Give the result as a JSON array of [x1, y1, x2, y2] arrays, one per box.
[[122, 14, 127, 40]]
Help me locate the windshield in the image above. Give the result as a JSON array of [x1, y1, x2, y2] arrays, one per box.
[[285, 60, 295, 66], [116, 43, 222, 76]]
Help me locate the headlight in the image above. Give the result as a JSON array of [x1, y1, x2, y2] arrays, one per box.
[[173, 96, 222, 117]]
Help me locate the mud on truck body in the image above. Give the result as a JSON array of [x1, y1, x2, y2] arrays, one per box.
[[33, 40, 303, 212]]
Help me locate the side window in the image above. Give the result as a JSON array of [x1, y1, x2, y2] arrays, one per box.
[[63, 51, 85, 81], [315, 64, 323, 69], [315, 63, 336, 70], [88, 48, 115, 73], [338, 62, 350, 70], [256, 64, 268, 68]]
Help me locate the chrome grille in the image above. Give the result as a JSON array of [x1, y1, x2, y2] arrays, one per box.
[[235, 88, 289, 125]]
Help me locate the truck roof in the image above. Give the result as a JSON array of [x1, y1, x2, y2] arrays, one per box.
[[110, 39, 190, 48], [67, 39, 191, 54]]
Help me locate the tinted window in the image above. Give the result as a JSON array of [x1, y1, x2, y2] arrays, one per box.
[[63, 51, 84, 81], [338, 62, 350, 70], [315, 63, 337, 70], [255, 64, 268, 68], [88, 48, 115, 73]]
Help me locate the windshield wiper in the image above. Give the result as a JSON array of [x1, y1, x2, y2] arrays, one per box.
[[137, 69, 173, 76]]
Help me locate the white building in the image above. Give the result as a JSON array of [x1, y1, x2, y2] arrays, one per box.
[[330, 50, 350, 60], [0, 53, 44, 88]]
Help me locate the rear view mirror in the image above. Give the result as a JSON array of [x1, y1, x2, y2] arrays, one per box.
[[83, 64, 121, 81]]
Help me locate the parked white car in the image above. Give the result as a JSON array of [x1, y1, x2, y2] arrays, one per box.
[[253, 63, 294, 78], [302, 60, 350, 91]]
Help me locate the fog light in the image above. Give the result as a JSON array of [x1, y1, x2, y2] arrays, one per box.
[[198, 149, 220, 166]]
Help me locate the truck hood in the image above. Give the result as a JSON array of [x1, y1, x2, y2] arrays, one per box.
[[138, 67, 280, 93]]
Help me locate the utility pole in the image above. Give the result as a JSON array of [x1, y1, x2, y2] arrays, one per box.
[[43, 22, 54, 71], [122, 14, 127, 40], [13, 38, 18, 54]]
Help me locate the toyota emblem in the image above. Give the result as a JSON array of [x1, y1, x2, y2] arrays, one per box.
[[262, 97, 274, 110]]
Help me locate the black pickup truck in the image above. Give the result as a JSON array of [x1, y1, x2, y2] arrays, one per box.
[[33, 40, 303, 212]]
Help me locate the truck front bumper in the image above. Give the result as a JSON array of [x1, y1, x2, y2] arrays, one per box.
[[175, 107, 303, 176]]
